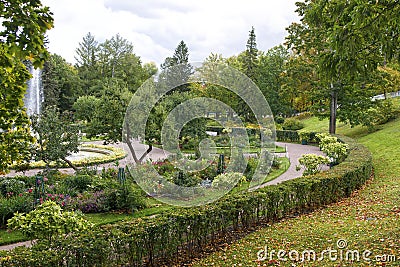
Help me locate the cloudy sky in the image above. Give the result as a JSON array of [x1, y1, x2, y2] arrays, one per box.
[[41, 0, 300, 66]]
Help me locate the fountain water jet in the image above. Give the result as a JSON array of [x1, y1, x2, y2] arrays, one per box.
[[24, 65, 43, 116]]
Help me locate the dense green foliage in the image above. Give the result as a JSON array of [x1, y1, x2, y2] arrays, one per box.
[[42, 54, 80, 112], [286, 0, 400, 133], [30, 107, 81, 170], [7, 201, 92, 242], [297, 154, 330, 176]]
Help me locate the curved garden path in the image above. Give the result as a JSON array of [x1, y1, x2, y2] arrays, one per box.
[[0, 141, 326, 251], [265, 141, 327, 186]]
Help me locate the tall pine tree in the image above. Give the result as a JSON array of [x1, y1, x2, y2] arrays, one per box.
[[243, 26, 258, 81], [75, 32, 99, 95], [160, 40, 192, 93]]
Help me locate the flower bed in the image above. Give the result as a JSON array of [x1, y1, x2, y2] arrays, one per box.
[[16, 144, 127, 169]]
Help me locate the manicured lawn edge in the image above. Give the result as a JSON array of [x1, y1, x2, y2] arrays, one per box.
[[0, 136, 372, 266]]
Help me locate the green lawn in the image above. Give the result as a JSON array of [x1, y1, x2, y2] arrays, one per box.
[[232, 157, 290, 193], [192, 116, 400, 267], [301, 116, 373, 139]]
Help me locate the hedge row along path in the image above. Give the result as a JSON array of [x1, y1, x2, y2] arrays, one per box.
[[0, 141, 325, 251]]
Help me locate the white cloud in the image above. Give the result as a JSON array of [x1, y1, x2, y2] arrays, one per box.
[[42, 0, 299, 66]]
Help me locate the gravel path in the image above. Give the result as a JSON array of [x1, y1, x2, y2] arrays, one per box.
[[0, 241, 33, 251], [0, 141, 327, 251]]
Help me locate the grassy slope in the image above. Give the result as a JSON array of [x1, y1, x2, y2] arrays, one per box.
[[192, 117, 400, 266]]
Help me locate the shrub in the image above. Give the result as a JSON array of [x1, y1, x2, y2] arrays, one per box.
[[282, 118, 304, 130], [0, 194, 33, 227], [212, 172, 246, 189], [0, 179, 26, 197], [244, 158, 258, 181], [7, 201, 93, 242], [318, 134, 338, 150], [63, 174, 93, 193], [295, 112, 312, 120], [66, 191, 109, 213], [299, 131, 311, 143], [276, 130, 300, 142], [104, 185, 146, 212], [275, 116, 285, 124], [297, 154, 330, 176], [315, 133, 329, 143], [173, 171, 202, 187], [321, 142, 349, 164]]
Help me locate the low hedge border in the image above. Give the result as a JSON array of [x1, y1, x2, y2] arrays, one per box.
[[276, 130, 319, 143], [0, 136, 372, 267]]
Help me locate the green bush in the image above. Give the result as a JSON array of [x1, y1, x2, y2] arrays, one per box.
[[63, 174, 93, 193], [0, 179, 26, 197], [297, 154, 330, 176], [295, 112, 312, 120], [65, 191, 109, 213], [7, 201, 93, 242], [212, 172, 246, 189], [276, 130, 300, 142], [104, 184, 146, 212], [282, 118, 304, 130], [321, 141, 348, 164], [173, 171, 202, 187], [244, 158, 258, 181], [0, 194, 33, 227], [275, 116, 285, 124]]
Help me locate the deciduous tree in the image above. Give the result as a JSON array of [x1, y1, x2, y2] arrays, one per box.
[[286, 0, 400, 133]]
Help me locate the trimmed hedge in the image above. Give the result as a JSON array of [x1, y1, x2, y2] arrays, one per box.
[[276, 130, 300, 142], [0, 136, 372, 266], [276, 130, 319, 143]]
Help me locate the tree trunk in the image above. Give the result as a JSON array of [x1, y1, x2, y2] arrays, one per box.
[[125, 121, 141, 164], [62, 157, 78, 171], [124, 121, 153, 164], [139, 144, 153, 162], [329, 84, 338, 134]]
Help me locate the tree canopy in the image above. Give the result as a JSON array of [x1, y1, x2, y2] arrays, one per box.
[[286, 0, 400, 133]]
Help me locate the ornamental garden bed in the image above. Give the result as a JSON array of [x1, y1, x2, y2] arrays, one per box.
[[0, 136, 372, 266]]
